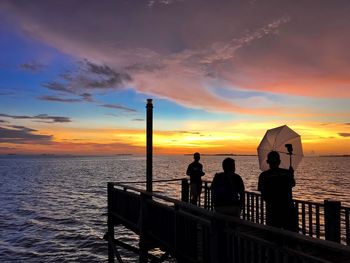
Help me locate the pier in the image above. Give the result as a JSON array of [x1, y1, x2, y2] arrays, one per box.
[[106, 179, 350, 262], [105, 99, 350, 262]]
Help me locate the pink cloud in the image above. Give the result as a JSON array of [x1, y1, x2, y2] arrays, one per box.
[[1, 0, 350, 113]]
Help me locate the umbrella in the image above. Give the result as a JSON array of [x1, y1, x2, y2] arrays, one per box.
[[257, 125, 303, 171]]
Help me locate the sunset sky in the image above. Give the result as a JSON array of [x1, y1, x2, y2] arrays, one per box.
[[0, 0, 349, 155]]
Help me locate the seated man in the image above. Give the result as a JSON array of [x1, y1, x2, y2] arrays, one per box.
[[211, 158, 245, 217]]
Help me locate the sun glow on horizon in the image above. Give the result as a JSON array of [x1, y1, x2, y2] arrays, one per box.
[[1, 121, 348, 155]]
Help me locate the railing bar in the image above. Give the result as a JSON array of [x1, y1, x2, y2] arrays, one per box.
[[204, 182, 208, 210], [345, 208, 350, 245], [316, 205, 320, 238], [302, 203, 306, 235], [255, 195, 259, 224], [295, 201, 300, 234], [309, 203, 313, 237], [261, 197, 264, 225], [247, 194, 251, 221], [251, 194, 255, 223]]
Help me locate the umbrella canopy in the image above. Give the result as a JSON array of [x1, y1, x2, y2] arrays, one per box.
[[257, 125, 303, 171]]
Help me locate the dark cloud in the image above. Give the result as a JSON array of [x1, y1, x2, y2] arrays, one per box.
[[42, 60, 132, 96], [42, 81, 73, 93], [8, 125, 36, 132], [100, 104, 137, 112], [105, 113, 119, 117], [80, 93, 94, 102], [38, 92, 95, 103], [178, 131, 201, 135], [19, 61, 45, 72], [132, 118, 145, 121], [79, 60, 132, 89], [0, 113, 71, 123], [38, 95, 81, 103], [345, 123, 350, 125], [0, 146, 17, 150], [0, 119, 8, 123], [0, 125, 53, 144], [125, 63, 163, 73], [339, 133, 350, 137]]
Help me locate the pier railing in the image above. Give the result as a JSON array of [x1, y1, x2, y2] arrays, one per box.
[[189, 179, 350, 246], [107, 181, 350, 263]]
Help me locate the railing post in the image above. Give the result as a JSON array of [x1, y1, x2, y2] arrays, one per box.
[[107, 182, 115, 263], [181, 178, 189, 203], [324, 200, 341, 243], [139, 193, 150, 262]]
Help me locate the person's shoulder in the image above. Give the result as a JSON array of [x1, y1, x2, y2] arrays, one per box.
[[233, 173, 244, 183], [258, 170, 271, 182], [277, 168, 291, 175], [213, 172, 225, 181], [214, 172, 225, 178], [233, 172, 243, 179], [259, 170, 269, 177], [188, 161, 195, 167]]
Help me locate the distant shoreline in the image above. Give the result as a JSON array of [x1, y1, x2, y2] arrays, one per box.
[[0, 153, 134, 158], [319, 155, 350, 157], [184, 153, 257, 157], [1, 153, 348, 158]]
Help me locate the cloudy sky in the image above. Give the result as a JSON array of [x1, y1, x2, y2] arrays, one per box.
[[0, 0, 349, 155]]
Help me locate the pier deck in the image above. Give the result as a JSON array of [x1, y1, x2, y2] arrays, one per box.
[[106, 179, 350, 263]]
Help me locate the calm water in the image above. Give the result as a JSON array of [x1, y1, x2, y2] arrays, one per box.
[[1, 155, 350, 262]]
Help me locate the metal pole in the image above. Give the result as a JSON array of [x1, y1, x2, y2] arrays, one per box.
[[107, 182, 115, 263], [146, 99, 153, 192]]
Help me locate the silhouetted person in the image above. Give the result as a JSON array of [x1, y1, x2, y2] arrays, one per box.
[[258, 151, 298, 231], [186, 152, 205, 205], [211, 158, 245, 216]]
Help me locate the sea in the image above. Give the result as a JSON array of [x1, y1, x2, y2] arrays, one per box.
[[1, 155, 350, 262]]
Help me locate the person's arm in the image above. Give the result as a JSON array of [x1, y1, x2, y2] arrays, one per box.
[[258, 173, 267, 200], [289, 167, 296, 187], [211, 174, 218, 207], [257, 174, 262, 192], [200, 163, 205, 176], [186, 164, 192, 176], [239, 177, 245, 210]]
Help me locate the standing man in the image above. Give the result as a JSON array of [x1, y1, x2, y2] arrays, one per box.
[[211, 158, 245, 217], [258, 151, 298, 231], [186, 152, 205, 205]]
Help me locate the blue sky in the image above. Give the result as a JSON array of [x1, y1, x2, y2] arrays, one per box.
[[0, 0, 349, 155]]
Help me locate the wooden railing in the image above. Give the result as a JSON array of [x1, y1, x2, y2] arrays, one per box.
[[188, 179, 350, 246], [107, 181, 350, 263]]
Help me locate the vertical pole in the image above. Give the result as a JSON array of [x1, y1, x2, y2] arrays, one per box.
[[146, 99, 153, 193], [107, 182, 115, 263], [139, 193, 150, 263], [181, 178, 189, 202], [324, 200, 341, 243]]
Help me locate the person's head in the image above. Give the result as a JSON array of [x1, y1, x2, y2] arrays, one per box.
[[267, 151, 281, 168], [193, 152, 200, 161], [222, 157, 235, 173]]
